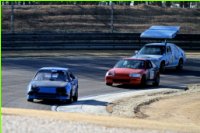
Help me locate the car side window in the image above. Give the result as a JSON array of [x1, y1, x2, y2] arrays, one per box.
[[146, 61, 153, 69], [69, 72, 75, 81], [65, 72, 71, 82], [167, 46, 172, 54], [173, 45, 179, 53]]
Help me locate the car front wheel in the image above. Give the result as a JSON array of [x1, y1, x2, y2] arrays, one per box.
[[140, 75, 147, 87], [106, 82, 113, 86], [176, 59, 183, 71], [160, 61, 165, 73], [68, 90, 73, 103], [27, 96, 34, 102], [73, 90, 78, 102], [153, 73, 160, 86]]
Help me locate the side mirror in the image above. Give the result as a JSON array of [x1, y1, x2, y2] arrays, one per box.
[[135, 50, 138, 55]]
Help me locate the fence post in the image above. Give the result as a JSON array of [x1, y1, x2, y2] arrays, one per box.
[[110, 1, 114, 33], [11, 2, 14, 33]]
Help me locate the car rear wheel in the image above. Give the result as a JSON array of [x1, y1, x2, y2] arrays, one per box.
[[73, 90, 78, 102], [176, 59, 183, 71], [153, 73, 160, 86]]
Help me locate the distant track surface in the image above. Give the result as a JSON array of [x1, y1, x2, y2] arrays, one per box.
[[2, 54, 200, 110]]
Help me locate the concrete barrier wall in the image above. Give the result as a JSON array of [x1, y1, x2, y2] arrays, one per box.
[[2, 33, 200, 50]]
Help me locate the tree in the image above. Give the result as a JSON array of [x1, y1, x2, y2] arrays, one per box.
[[180, 1, 190, 8], [166, 1, 172, 7]]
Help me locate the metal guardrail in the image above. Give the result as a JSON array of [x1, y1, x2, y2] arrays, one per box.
[[2, 33, 200, 50]]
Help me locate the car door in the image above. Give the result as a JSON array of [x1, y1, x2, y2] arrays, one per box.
[[146, 60, 155, 80], [166, 46, 174, 66], [173, 45, 181, 66]]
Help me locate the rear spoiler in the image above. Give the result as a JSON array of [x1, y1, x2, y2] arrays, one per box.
[[140, 26, 180, 39]]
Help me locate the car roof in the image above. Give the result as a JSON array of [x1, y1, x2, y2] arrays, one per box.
[[124, 57, 147, 61], [145, 43, 174, 46], [39, 67, 69, 71]]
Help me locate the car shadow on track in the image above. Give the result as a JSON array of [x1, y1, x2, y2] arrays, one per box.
[[31, 99, 65, 106], [112, 83, 187, 91], [158, 85, 188, 90], [67, 99, 108, 106], [30, 99, 108, 107], [162, 68, 200, 77], [113, 84, 162, 90]]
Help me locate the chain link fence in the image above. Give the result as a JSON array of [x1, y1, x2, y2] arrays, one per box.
[[2, 4, 200, 34]]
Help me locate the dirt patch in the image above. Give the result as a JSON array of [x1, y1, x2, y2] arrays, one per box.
[[141, 85, 200, 125], [107, 84, 200, 129], [106, 89, 180, 118], [3, 107, 200, 133]]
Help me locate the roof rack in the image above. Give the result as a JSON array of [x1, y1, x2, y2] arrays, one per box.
[[140, 26, 180, 39]]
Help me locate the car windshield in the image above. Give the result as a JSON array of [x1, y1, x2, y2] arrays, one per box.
[[139, 45, 165, 55], [34, 70, 66, 81], [114, 59, 145, 69]]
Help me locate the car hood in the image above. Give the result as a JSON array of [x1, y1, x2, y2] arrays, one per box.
[[111, 68, 144, 74], [133, 54, 162, 60], [30, 81, 68, 88]]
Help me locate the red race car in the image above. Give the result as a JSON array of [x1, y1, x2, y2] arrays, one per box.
[[105, 58, 160, 86]]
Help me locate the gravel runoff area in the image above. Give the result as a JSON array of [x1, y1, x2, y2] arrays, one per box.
[[2, 84, 200, 133], [107, 84, 200, 118]]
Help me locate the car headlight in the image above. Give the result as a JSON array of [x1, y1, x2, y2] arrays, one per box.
[[27, 84, 32, 93], [129, 73, 141, 78], [106, 71, 115, 76]]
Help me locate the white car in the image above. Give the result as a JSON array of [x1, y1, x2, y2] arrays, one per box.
[[133, 43, 186, 72], [133, 26, 186, 72]]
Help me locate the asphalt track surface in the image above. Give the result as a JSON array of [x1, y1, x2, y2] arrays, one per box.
[[2, 54, 200, 110]]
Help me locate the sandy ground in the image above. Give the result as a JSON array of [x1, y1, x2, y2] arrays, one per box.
[[3, 107, 200, 133], [3, 85, 200, 133], [107, 84, 200, 132], [141, 91, 200, 125], [141, 84, 200, 125]]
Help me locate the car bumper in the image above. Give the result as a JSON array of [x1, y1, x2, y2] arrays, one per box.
[[27, 92, 69, 100], [105, 76, 142, 85]]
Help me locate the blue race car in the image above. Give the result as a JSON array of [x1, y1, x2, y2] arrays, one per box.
[[27, 67, 78, 103]]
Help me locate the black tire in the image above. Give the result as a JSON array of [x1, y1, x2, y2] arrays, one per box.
[[153, 73, 160, 86], [176, 59, 183, 71], [140, 75, 147, 87], [27, 98, 33, 102], [69, 90, 73, 103], [106, 82, 113, 86], [73, 90, 78, 102], [160, 61, 165, 73]]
